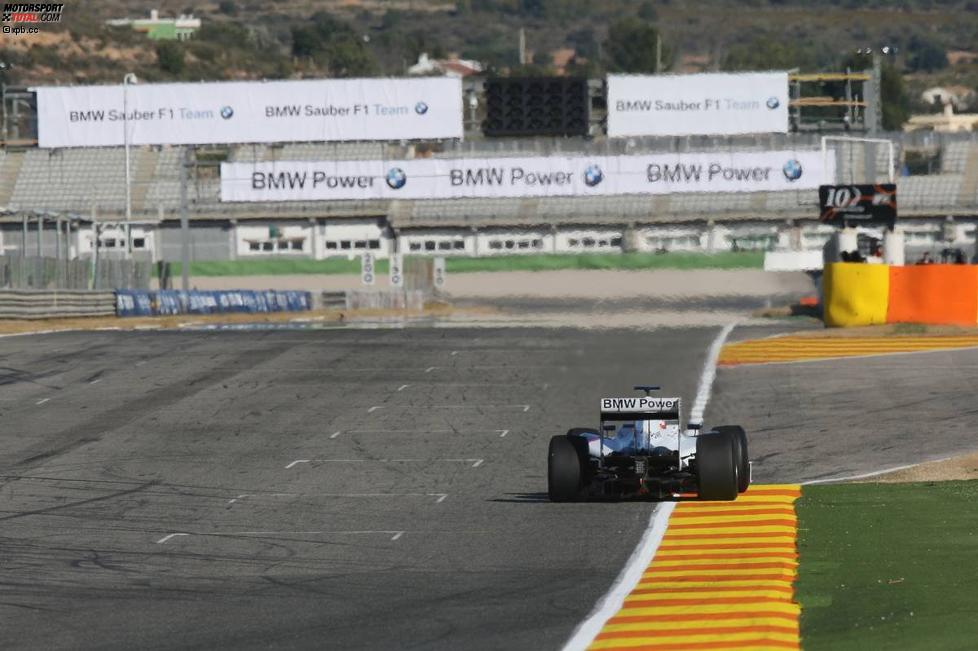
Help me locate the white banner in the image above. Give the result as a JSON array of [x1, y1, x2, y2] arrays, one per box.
[[607, 72, 789, 137], [34, 77, 463, 148], [221, 151, 831, 202], [389, 253, 404, 288], [360, 252, 376, 286]]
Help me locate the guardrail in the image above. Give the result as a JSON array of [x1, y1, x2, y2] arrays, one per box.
[[0, 289, 116, 319]]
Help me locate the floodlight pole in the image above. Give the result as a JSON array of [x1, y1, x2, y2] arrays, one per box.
[[123, 73, 137, 256], [180, 147, 190, 291]]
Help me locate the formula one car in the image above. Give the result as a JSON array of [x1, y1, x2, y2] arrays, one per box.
[[548, 386, 750, 501]]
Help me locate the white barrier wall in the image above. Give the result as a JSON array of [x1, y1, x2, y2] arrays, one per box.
[[236, 221, 312, 257], [35, 77, 464, 147], [320, 220, 389, 259]]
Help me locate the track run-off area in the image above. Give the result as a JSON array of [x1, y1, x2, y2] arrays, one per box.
[[3, 322, 978, 649]]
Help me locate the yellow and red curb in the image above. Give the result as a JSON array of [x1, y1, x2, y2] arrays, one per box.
[[719, 335, 978, 366], [589, 485, 801, 650]]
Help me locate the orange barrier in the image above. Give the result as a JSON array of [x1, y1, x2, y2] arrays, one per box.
[[887, 264, 978, 326], [824, 263, 978, 327]]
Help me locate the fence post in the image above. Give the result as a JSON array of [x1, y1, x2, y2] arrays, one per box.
[[180, 147, 190, 292]]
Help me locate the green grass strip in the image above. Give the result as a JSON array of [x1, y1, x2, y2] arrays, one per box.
[[797, 481, 978, 650], [162, 251, 763, 277]]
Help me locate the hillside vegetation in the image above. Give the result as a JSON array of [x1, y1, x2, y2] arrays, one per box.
[[1, 1, 976, 120]]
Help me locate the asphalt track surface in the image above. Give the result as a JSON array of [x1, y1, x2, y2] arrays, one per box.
[[711, 325, 978, 483], [0, 326, 717, 650], [4, 323, 976, 649]]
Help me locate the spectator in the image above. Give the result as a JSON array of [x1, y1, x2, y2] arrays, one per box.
[[917, 251, 933, 265]]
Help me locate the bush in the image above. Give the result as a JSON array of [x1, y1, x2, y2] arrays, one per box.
[[156, 41, 185, 74]]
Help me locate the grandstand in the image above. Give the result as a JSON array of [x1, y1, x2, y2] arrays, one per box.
[[1, 116, 977, 264]]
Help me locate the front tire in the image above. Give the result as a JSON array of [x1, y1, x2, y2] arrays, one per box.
[[717, 425, 750, 493], [696, 432, 738, 501], [548, 435, 583, 502]]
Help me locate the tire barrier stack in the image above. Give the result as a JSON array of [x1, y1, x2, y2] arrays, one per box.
[[0, 289, 117, 319], [824, 262, 978, 327], [115, 289, 312, 317]]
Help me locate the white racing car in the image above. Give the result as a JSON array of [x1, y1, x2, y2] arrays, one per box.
[[548, 386, 750, 501]]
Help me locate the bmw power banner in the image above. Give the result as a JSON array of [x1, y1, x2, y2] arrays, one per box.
[[606, 72, 789, 137], [220, 150, 830, 202], [33, 77, 463, 147]]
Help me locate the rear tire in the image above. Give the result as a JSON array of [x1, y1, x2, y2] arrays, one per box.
[[696, 432, 738, 501], [717, 425, 750, 493], [548, 435, 583, 502]]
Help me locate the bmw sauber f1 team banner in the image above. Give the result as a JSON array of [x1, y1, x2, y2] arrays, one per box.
[[220, 150, 830, 201], [607, 72, 789, 137], [33, 77, 463, 147]]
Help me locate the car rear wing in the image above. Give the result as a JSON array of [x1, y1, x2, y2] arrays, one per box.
[[600, 396, 681, 421]]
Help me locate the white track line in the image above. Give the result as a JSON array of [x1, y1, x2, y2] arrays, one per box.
[[227, 492, 449, 502], [330, 430, 342, 439], [156, 533, 190, 544], [688, 321, 737, 425], [285, 459, 310, 469], [562, 321, 736, 651], [35, 398, 50, 406], [397, 384, 409, 392], [562, 502, 676, 651], [802, 457, 956, 485], [498, 429, 509, 438]]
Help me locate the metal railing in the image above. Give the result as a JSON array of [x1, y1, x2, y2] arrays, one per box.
[[0, 256, 152, 290], [0, 289, 115, 319]]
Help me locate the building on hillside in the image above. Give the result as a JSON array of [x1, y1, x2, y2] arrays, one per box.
[[550, 48, 580, 75], [407, 53, 483, 78], [905, 102, 978, 133], [105, 9, 201, 41], [920, 85, 977, 112]]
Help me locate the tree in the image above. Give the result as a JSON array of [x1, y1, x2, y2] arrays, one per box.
[[723, 38, 816, 72], [291, 12, 378, 77], [604, 18, 668, 73], [906, 35, 948, 73], [156, 40, 185, 74], [638, 1, 657, 21], [880, 62, 910, 130]]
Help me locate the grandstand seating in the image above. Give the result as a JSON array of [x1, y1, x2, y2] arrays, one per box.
[[2, 134, 977, 228]]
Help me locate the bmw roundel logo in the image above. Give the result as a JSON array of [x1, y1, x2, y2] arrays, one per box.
[[414, 101, 429, 115], [766, 96, 780, 110], [386, 167, 407, 190], [783, 159, 803, 181], [584, 164, 604, 187], [220, 106, 234, 119]]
